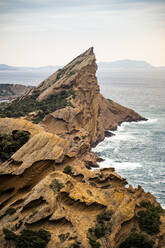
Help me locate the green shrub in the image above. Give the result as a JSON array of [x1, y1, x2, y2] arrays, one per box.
[[71, 242, 81, 248], [5, 207, 16, 216], [89, 239, 100, 248], [87, 190, 93, 196], [0, 207, 16, 220], [0, 130, 30, 163], [50, 179, 64, 193], [140, 201, 163, 213], [94, 226, 105, 239], [3, 228, 17, 241], [138, 201, 162, 234], [97, 211, 112, 224], [58, 232, 69, 242], [0, 89, 76, 123], [87, 211, 112, 248], [63, 165, 72, 175], [3, 228, 51, 248], [119, 232, 154, 248]]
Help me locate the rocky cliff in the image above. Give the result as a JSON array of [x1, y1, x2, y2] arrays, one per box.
[[0, 48, 164, 248]]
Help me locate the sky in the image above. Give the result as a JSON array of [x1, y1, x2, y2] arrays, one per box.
[[0, 0, 165, 67]]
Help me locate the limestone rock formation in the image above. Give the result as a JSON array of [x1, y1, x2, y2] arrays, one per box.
[[0, 48, 164, 248], [37, 47, 146, 146]]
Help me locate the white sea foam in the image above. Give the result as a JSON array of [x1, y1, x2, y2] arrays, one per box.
[[95, 158, 142, 171], [112, 162, 142, 171], [116, 118, 158, 129], [97, 158, 114, 169], [93, 118, 158, 154], [117, 125, 125, 132], [110, 133, 135, 141], [146, 118, 158, 123]]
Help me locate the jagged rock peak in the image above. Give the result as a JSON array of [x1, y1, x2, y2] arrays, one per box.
[[36, 47, 96, 97], [36, 47, 145, 146]]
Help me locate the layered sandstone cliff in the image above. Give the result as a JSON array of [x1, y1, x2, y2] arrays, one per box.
[[0, 48, 164, 248]]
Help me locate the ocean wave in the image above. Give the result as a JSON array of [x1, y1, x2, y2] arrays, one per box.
[[110, 133, 135, 141], [115, 118, 157, 131], [95, 158, 142, 171], [112, 161, 142, 170], [96, 158, 114, 169], [146, 118, 158, 123]]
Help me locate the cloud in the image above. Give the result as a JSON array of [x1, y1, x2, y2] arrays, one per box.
[[1, 0, 165, 14], [0, 0, 164, 66]]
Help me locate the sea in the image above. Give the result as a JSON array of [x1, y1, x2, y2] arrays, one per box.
[[0, 67, 165, 208]]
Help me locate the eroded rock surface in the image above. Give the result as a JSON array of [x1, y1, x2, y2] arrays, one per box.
[[0, 48, 164, 248]]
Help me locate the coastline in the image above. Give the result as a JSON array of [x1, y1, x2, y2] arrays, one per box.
[[93, 118, 165, 208]]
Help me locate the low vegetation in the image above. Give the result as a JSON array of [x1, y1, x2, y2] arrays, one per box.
[[0, 130, 30, 163], [138, 201, 163, 234], [3, 228, 51, 248], [119, 232, 154, 248], [63, 165, 72, 175], [87, 211, 112, 248], [0, 207, 16, 220], [0, 89, 76, 123], [49, 179, 64, 193], [58, 232, 70, 242]]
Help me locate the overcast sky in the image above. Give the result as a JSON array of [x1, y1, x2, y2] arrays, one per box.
[[0, 0, 165, 66]]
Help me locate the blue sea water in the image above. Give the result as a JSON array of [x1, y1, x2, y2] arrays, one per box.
[[0, 70, 52, 86], [95, 68, 165, 207], [0, 68, 165, 207]]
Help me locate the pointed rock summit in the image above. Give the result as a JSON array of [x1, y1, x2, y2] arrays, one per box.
[[34, 47, 145, 146]]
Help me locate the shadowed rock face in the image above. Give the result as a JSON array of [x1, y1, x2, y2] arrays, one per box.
[[0, 48, 164, 248]]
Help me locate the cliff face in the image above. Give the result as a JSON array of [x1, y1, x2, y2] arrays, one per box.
[[0, 48, 164, 248]]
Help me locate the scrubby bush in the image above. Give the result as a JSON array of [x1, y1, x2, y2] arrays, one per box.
[[0, 131, 30, 163], [89, 239, 100, 248], [58, 232, 70, 242], [87, 211, 112, 248], [97, 211, 112, 224], [71, 242, 81, 248], [3, 228, 51, 248], [119, 232, 154, 248], [63, 165, 72, 175], [94, 226, 105, 239], [87, 190, 93, 196], [138, 201, 162, 234], [50, 179, 64, 193], [0, 207, 16, 220], [3, 228, 17, 241], [0, 89, 76, 123], [5, 207, 16, 216]]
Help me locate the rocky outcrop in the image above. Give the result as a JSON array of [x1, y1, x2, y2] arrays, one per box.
[[0, 84, 33, 101], [0, 48, 164, 248]]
